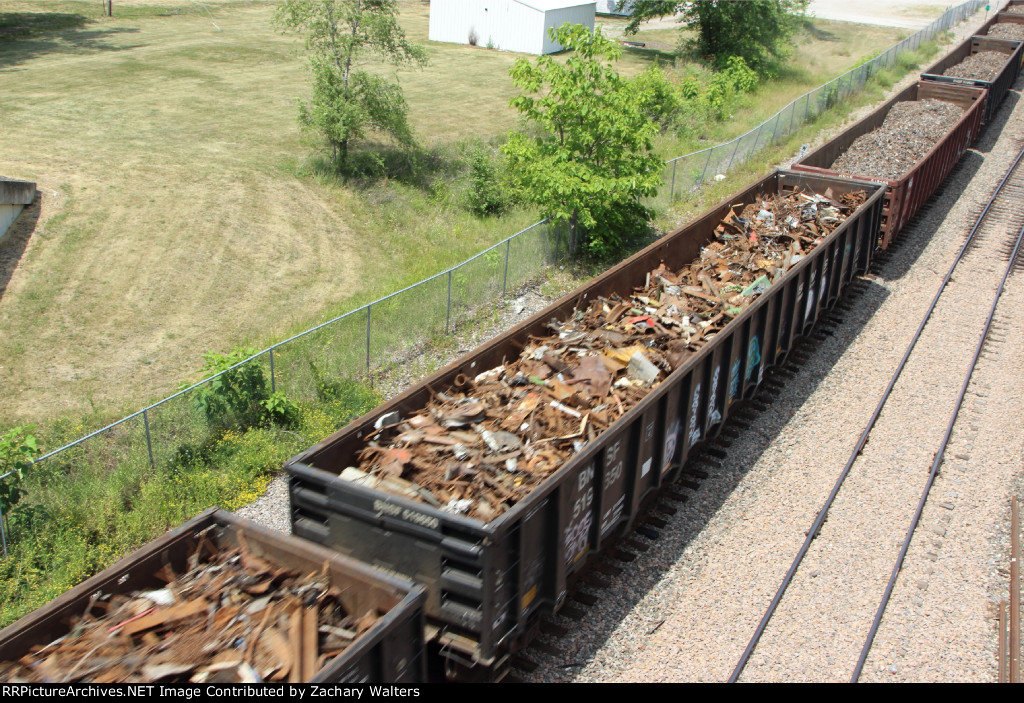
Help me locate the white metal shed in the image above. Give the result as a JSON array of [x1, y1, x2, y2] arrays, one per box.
[[596, 0, 634, 15], [428, 0, 597, 55]]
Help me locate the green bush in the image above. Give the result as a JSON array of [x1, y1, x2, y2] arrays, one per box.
[[188, 346, 297, 431], [465, 147, 512, 216], [0, 427, 41, 537]]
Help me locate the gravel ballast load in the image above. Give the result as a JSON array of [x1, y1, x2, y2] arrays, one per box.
[[830, 99, 964, 180], [942, 50, 1010, 81], [988, 22, 1024, 39]]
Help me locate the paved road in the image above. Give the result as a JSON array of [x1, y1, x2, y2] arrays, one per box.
[[808, 0, 987, 28]]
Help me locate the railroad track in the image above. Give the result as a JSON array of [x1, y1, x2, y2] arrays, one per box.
[[513, 129, 1024, 683], [727, 138, 1024, 682]]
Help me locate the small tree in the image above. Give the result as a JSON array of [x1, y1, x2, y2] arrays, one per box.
[[188, 347, 296, 431], [0, 427, 40, 535], [624, 0, 809, 75], [501, 24, 663, 258], [275, 0, 427, 168]]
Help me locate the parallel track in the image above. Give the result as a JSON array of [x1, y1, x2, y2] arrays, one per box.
[[729, 139, 1024, 682]]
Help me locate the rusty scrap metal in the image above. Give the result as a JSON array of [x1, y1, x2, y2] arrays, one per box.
[[0, 530, 382, 683], [349, 189, 868, 522]]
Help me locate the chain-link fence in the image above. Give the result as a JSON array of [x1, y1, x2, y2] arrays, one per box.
[[0, 0, 988, 556]]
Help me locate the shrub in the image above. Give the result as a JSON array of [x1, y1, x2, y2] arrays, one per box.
[[465, 147, 512, 216], [0, 427, 42, 536], [188, 347, 297, 431]]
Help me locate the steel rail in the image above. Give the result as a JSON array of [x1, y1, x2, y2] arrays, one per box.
[[729, 141, 1024, 683], [1012, 496, 1020, 683], [851, 206, 1024, 681], [1000, 601, 1008, 683]]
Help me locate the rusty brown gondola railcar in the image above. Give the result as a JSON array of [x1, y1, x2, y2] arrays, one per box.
[[284, 170, 886, 670], [920, 35, 1023, 124], [0, 509, 428, 683], [791, 81, 985, 250]]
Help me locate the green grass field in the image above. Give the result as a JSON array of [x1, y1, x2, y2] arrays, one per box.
[[0, 0, 910, 425]]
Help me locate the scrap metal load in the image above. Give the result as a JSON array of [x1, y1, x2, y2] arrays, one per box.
[[0, 527, 383, 683], [943, 50, 1013, 81], [830, 99, 965, 180], [349, 188, 868, 522]]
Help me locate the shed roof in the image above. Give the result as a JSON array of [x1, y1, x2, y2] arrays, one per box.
[[516, 0, 596, 11]]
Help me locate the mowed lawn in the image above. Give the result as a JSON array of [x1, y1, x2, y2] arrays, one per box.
[[0, 0, 908, 425]]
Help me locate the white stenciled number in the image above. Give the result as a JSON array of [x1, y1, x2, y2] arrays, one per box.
[[565, 466, 595, 562], [602, 442, 623, 490], [603, 463, 622, 490], [564, 512, 593, 563], [573, 466, 594, 520], [572, 487, 593, 520]]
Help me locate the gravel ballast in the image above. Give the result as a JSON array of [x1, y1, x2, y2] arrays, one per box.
[[988, 22, 1024, 39], [830, 99, 964, 179], [942, 50, 1011, 80]]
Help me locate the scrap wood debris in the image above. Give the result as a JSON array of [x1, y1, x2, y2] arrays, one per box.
[[349, 188, 868, 522], [0, 529, 382, 683]]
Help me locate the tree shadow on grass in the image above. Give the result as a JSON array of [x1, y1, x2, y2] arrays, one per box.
[[0, 13, 141, 70], [801, 19, 842, 42], [303, 138, 476, 195], [622, 44, 677, 65]]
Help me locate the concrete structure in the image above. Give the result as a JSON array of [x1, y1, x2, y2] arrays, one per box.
[[0, 178, 35, 244], [428, 0, 597, 55]]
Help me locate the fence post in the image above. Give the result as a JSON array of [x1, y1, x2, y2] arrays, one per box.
[[670, 160, 677, 201], [750, 122, 763, 156], [0, 499, 7, 558], [700, 148, 713, 186], [143, 408, 155, 472], [268, 347, 276, 394], [365, 305, 371, 375], [502, 239, 510, 298], [446, 270, 453, 334], [725, 136, 742, 173], [555, 225, 562, 262]]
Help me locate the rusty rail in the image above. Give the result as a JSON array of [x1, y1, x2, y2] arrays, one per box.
[[1000, 601, 1009, 683], [1012, 496, 1020, 682]]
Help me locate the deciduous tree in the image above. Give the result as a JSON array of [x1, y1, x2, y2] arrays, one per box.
[[502, 24, 663, 258], [624, 0, 809, 75], [275, 0, 427, 168]]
